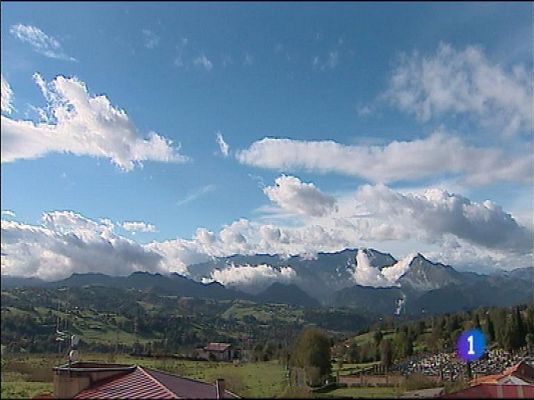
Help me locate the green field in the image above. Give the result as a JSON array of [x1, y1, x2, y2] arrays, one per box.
[[1, 353, 411, 399], [333, 361, 381, 376], [1, 382, 54, 400], [319, 386, 400, 398], [1, 353, 288, 398]]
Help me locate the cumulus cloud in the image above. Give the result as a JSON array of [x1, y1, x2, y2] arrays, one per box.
[[263, 175, 337, 217], [356, 185, 532, 254], [1, 74, 188, 170], [1, 211, 164, 280], [386, 43, 531, 136], [351, 249, 394, 287], [142, 29, 160, 49], [122, 221, 157, 233], [9, 24, 76, 61], [236, 133, 531, 186], [216, 132, 230, 157], [193, 55, 213, 71], [1, 210, 16, 218], [1, 75, 14, 114], [381, 253, 417, 283], [209, 264, 297, 293], [351, 250, 421, 287]]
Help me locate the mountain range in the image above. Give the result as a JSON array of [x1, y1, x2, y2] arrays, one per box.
[[2, 248, 532, 316]]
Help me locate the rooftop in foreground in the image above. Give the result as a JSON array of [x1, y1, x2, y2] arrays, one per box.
[[53, 361, 239, 399]]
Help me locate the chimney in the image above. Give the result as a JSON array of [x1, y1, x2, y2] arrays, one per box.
[[215, 378, 225, 399], [53, 362, 135, 398]]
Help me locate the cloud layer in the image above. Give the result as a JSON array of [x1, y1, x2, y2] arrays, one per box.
[[1, 180, 531, 280], [1, 74, 188, 170], [356, 185, 532, 254], [236, 134, 531, 186], [386, 43, 531, 136], [1, 211, 164, 280]]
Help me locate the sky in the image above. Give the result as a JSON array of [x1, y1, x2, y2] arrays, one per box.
[[1, 2, 532, 281]]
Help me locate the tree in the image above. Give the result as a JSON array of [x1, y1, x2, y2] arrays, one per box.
[[347, 341, 360, 363], [473, 314, 481, 330], [486, 315, 495, 342], [292, 328, 332, 386], [526, 333, 534, 353], [394, 331, 414, 360], [515, 308, 526, 348], [404, 333, 414, 358], [417, 320, 426, 336], [373, 330, 383, 347], [380, 339, 393, 368]]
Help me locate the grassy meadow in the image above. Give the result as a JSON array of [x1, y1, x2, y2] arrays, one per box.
[[1, 352, 410, 399]]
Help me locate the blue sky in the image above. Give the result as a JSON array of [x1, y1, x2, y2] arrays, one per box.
[[1, 2, 532, 280]]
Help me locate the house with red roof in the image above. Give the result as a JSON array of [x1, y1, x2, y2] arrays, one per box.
[[51, 361, 239, 399], [442, 360, 534, 399]]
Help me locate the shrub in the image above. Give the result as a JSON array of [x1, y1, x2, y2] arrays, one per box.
[[403, 373, 440, 391]]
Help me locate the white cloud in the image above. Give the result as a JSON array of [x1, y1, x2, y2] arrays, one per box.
[[381, 253, 417, 283], [351, 249, 394, 287], [142, 29, 160, 49], [122, 221, 157, 233], [193, 55, 213, 71], [1, 211, 164, 280], [210, 264, 296, 293], [1, 75, 14, 114], [386, 43, 531, 136], [263, 175, 337, 217], [177, 184, 216, 207], [216, 132, 230, 157], [2, 183, 531, 281], [1, 74, 188, 170], [9, 24, 76, 61], [355, 184, 532, 253], [426, 235, 532, 273], [1, 210, 16, 218], [236, 133, 531, 186]]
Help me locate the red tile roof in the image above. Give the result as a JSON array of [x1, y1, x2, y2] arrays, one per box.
[[442, 384, 534, 398], [75, 367, 176, 399], [471, 360, 534, 386], [74, 366, 239, 399]]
